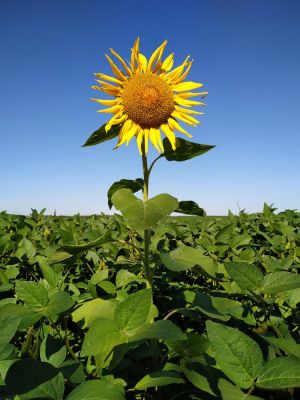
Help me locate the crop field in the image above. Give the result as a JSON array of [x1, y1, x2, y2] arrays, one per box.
[[0, 205, 299, 399]]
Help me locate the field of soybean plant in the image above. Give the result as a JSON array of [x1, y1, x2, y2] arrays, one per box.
[[0, 204, 299, 400]]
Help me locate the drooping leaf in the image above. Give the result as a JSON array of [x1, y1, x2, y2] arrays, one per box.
[[107, 178, 143, 209], [82, 123, 121, 147], [112, 189, 178, 233], [175, 200, 205, 216], [162, 137, 215, 162], [256, 357, 300, 389], [135, 371, 184, 390], [206, 321, 264, 389]]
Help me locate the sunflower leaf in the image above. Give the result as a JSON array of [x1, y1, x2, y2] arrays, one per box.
[[162, 137, 215, 162], [82, 124, 121, 147], [107, 178, 143, 209]]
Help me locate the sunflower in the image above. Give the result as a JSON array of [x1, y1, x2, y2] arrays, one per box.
[[91, 38, 207, 154]]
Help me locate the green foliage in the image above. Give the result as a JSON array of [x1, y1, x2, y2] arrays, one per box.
[[107, 178, 144, 209], [0, 207, 299, 399], [82, 123, 121, 147], [162, 137, 215, 161]]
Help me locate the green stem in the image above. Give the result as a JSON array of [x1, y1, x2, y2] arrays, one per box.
[[142, 141, 152, 289]]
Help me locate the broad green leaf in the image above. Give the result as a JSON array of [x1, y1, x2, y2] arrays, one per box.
[[262, 271, 300, 294], [224, 262, 263, 293], [55, 232, 111, 255], [211, 296, 256, 325], [218, 379, 263, 400], [181, 360, 221, 396], [115, 269, 138, 288], [107, 178, 143, 209], [65, 379, 125, 400], [59, 360, 85, 384], [161, 244, 217, 276], [44, 291, 74, 319], [135, 371, 184, 390], [0, 303, 40, 330], [206, 321, 264, 389], [112, 189, 178, 233], [5, 359, 64, 400], [175, 200, 205, 216], [130, 320, 186, 342], [81, 319, 127, 357], [163, 137, 215, 162], [0, 315, 20, 345], [115, 289, 151, 333], [256, 357, 300, 389], [263, 337, 300, 358], [40, 335, 66, 368], [82, 123, 121, 147], [15, 281, 48, 312], [72, 298, 115, 328], [168, 333, 209, 358], [191, 291, 230, 321]]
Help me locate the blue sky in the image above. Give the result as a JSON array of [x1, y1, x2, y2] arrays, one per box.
[[0, 0, 299, 215]]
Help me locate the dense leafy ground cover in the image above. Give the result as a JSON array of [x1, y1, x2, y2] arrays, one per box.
[[0, 205, 299, 399]]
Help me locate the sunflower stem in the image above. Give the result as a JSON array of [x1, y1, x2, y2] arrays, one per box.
[[142, 141, 152, 290]]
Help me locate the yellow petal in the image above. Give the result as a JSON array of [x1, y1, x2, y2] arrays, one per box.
[[136, 129, 144, 155], [174, 95, 206, 107], [109, 48, 133, 76], [173, 81, 203, 92], [108, 112, 127, 127], [168, 118, 192, 138], [116, 123, 138, 147], [161, 124, 176, 150], [174, 105, 204, 115], [105, 54, 126, 81], [90, 98, 119, 106], [164, 56, 190, 82], [97, 105, 123, 114], [172, 111, 200, 126], [95, 72, 123, 85], [138, 53, 148, 72], [147, 40, 167, 72], [149, 128, 161, 153], [131, 37, 140, 71], [173, 61, 192, 84], [161, 53, 174, 72], [177, 91, 208, 99]]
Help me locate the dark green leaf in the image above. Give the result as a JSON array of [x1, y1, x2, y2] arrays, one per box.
[[256, 357, 300, 389], [175, 200, 205, 216], [163, 137, 215, 162], [135, 371, 184, 390], [65, 379, 125, 400], [107, 178, 143, 209], [82, 123, 121, 147]]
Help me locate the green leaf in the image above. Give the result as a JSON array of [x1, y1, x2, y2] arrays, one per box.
[[72, 298, 115, 328], [0, 315, 20, 345], [81, 319, 127, 357], [107, 178, 143, 209], [82, 123, 121, 147], [65, 379, 125, 400], [135, 371, 184, 390], [167, 333, 209, 358], [181, 360, 221, 396], [15, 281, 48, 312], [262, 271, 300, 294], [256, 357, 300, 389], [44, 291, 74, 319], [114, 289, 152, 333], [40, 334, 66, 368], [175, 200, 205, 216], [224, 262, 264, 293], [112, 189, 178, 233], [115, 270, 138, 288], [160, 244, 217, 276], [218, 379, 264, 400], [5, 359, 64, 400], [206, 321, 264, 389], [163, 137, 215, 162], [130, 320, 186, 342], [264, 337, 300, 358]]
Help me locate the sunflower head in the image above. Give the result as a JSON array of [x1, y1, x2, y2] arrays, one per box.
[[91, 38, 207, 154]]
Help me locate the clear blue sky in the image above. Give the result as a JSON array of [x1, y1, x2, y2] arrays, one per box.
[[1, 0, 299, 215]]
